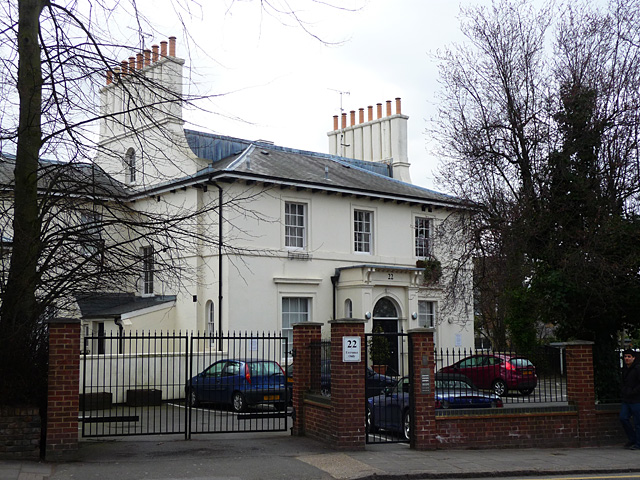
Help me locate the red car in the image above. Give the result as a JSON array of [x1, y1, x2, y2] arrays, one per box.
[[438, 354, 537, 396]]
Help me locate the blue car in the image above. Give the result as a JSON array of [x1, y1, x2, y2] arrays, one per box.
[[367, 373, 503, 440], [187, 359, 288, 412]]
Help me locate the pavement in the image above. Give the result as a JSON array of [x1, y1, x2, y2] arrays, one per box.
[[2, 432, 640, 480]]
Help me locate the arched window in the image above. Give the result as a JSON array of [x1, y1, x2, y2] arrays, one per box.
[[344, 299, 353, 318], [125, 148, 136, 183], [373, 297, 398, 318], [205, 300, 215, 339]]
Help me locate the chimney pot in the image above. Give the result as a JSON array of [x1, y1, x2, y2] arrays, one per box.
[[376, 103, 382, 119], [359, 108, 364, 124], [144, 49, 151, 66], [333, 115, 339, 131], [368, 106, 373, 121], [152, 45, 159, 62], [106, 70, 112, 85], [128, 56, 135, 73], [350, 110, 356, 126], [386, 100, 392, 116], [341, 113, 347, 129], [121, 60, 129, 75], [136, 53, 143, 70], [395, 97, 402, 115], [169, 36, 176, 56], [160, 41, 168, 57]]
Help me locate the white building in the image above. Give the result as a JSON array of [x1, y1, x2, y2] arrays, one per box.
[[78, 38, 475, 361]]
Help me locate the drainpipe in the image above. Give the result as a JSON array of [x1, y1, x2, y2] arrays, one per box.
[[331, 269, 341, 320], [114, 317, 123, 354], [214, 182, 224, 351]]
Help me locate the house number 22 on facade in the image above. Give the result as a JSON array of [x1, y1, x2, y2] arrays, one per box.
[[342, 336, 361, 362]]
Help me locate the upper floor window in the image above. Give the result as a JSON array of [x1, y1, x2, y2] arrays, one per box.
[[418, 300, 436, 328], [285, 202, 306, 249], [80, 211, 103, 258], [125, 148, 136, 184], [142, 245, 154, 295], [354, 209, 373, 254], [415, 217, 432, 257]]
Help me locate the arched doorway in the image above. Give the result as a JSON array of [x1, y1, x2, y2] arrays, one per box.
[[372, 297, 400, 376]]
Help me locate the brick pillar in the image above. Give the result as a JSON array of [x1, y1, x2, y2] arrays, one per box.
[[291, 322, 322, 436], [564, 341, 597, 446], [329, 319, 366, 450], [409, 328, 436, 450], [46, 318, 80, 461]]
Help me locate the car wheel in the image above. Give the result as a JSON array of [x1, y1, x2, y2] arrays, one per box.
[[188, 389, 199, 407], [232, 392, 247, 413], [402, 410, 410, 441], [492, 379, 507, 396], [519, 388, 533, 395]]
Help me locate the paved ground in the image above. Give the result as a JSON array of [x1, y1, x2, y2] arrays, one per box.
[[2, 433, 640, 480]]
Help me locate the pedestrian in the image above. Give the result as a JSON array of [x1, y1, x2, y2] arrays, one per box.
[[620, 348, 640, 449]]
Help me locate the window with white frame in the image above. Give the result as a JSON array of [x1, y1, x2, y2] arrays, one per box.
[[354, 209, 373, 253], [125, 148, 136, 184], [206, 300, 215, 339], [415, 217, 432, 257], [285, 202, 306, 249], [80, 211, 103, 258], [418, 300, 436, 328], [282, 297, 309, 350], [344, 299, 353, 318], [142, 246, 154, 295]]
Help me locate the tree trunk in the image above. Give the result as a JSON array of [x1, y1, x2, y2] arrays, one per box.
[[0, 0, 45, 404]]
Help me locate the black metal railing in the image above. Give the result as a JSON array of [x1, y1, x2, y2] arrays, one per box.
[[81, 331, 289, 438], [434, 347, 567, 406]]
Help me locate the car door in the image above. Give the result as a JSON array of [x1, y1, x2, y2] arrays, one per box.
[[219, 361, 243, 404], [201, 360, 226, 403], [379, 377, 409, 431]]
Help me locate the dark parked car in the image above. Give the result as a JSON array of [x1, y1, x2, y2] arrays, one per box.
[[438, 353, 537, 396], [186, 359, 288, 412], [366, 373, 503, 440], [287, 361, 395, 398]]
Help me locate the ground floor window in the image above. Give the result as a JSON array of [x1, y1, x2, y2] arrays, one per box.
[[282, 297, 309, 350], [418, 300, 436, 328]]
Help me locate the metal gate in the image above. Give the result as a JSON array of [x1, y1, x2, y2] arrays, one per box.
[[364, 331, 411, 444], [80, 332, 290, 438]]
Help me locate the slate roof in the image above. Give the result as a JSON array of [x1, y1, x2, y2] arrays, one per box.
[[182, 130, 466, 208], [76, 293, 176, 318], [0, 153, 131, 199]]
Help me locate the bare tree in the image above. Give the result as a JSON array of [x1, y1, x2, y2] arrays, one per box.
[[0, 0, 351, 405], [433, 0, 640, 370]]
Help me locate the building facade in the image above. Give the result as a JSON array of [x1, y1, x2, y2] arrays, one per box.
[[79, 38, 475, 356]]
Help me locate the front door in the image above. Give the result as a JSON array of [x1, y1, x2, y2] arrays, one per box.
[[372, 297, 400, 376]]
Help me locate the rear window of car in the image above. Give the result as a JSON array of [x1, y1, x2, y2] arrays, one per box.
[[509, 358, 533, 368], [249, 361, 282, 376]]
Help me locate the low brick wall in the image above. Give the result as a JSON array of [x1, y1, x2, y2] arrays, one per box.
[[0, 406, 41, 460], [302, 396, 334, 443]]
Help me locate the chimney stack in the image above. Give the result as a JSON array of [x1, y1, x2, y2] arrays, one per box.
[[327, 96, 411, 183]]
